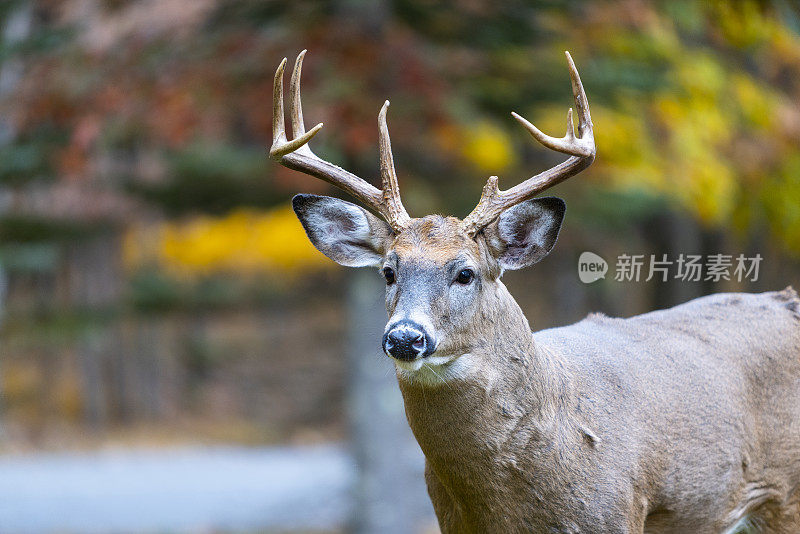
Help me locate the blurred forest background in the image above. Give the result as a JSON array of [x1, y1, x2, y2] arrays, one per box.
[[1, 0, 800, 532]]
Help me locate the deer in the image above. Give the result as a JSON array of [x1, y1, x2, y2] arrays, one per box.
[[270, 50, 800, 533]]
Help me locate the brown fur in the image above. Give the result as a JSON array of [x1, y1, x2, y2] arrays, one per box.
[[392, 216, 484, 266]]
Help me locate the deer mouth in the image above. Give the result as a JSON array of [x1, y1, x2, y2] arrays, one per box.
[[392, 351, 462, 372], [393, 358, 426, 372], [393, 352, 472, 386]]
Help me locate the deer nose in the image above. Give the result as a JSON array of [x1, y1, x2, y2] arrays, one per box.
[[383, 322, 429, 361]]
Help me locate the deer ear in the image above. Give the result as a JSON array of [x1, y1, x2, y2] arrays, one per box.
[[292, 194, 392, 267], [483, 197, 565, 271]]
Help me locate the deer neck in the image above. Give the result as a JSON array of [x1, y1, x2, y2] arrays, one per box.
[[397, 281, 576, 473]]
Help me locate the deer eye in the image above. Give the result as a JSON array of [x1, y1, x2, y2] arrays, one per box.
[[383, 267, 396, 285], [455, 268, 474, 285]]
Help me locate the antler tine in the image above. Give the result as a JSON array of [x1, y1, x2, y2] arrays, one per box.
[[270, 51, 411, 232], [565, 51, 592, 139], [461, 51, 596, 237], [378, 101, 412, 229], [510, 51, 594, 157], [271, 57, 288, 151], [289, 50, 315, 143], [270, 52, 323, 159]]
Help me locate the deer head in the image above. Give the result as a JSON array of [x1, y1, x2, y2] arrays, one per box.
[[273, 50, 595, 379]]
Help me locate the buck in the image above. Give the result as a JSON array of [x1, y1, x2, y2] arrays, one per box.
[[270, 50, 800, 533]]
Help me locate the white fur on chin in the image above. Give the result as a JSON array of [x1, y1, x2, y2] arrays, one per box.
[[393, 352, 473, 386]]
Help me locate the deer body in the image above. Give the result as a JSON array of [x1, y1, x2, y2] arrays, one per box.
[[271, 50, 800, 532], [403, 287, 800, 533]]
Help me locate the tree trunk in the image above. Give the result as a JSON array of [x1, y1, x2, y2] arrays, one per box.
[[0, 263, 6, 439], [0, 1, 34, 442], [61, 232, 123, 429], [346, 269, 434, 533], [648, 209, 705, 308]]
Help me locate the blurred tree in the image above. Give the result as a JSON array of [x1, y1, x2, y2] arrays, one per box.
[[0, 0, 35, 441]]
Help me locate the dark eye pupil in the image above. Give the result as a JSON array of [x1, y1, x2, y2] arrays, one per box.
[[457, 269, 474, 284], [383, 267, 395, 284]]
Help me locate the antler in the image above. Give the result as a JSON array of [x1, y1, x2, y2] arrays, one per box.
[[271, 50, 411, 232], [461, 51, 596, 237]]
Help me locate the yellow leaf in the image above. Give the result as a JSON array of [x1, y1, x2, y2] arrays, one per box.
[[461, 121, 515, 171], [124, 206, 332, 277]]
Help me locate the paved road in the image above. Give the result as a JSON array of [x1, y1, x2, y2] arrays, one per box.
[[0, 445, 355, 533]]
